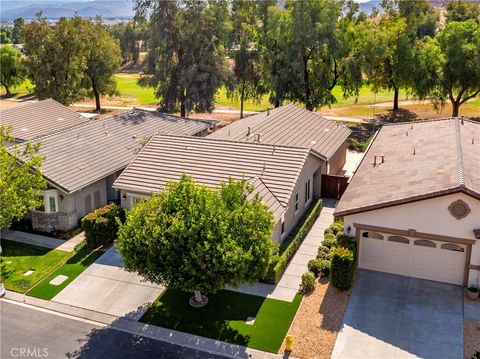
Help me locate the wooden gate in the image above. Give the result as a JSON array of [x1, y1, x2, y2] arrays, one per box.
[[321, 174, 349, 199]]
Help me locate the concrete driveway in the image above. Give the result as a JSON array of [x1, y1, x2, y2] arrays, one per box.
[[53, 247, 163, 320], [332, 269, 463, 359]]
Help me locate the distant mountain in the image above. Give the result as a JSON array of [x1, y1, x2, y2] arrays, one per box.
[[0, 1, 134, 21], [357, 0, 382, 14]]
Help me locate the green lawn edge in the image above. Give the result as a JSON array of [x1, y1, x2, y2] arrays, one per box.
[[26, 248, 103, 300], [140, 289, 302, 353]]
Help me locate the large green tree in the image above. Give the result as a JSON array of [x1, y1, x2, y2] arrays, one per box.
[[136, 0, 229, 117], [84, 20, 122, 111], [22, 15, 89, 105], [446, 0, 480, 23], [0, 45, 24, 95], [226, 0, 265, 118], [117, 175, 275, 306], [12, 17, 25, 44], [413, 20, 480, 117], [0, 125, 46, 229]]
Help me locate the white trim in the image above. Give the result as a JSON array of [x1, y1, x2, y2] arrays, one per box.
[[33, 189, 58, 213]]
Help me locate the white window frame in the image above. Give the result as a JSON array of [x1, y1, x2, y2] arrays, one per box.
[[280, 215, 286, 240], [305, 178, 312, 205], [130, 193, 148, 208], [34, 189, 58, 213], [294, 192, 299, 215]]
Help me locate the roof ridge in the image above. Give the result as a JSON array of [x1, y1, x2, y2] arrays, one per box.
[[0, 98, 55, 114], [249, 175, 287, 208], [454, 118, 465, 186], [155, 133, 312, 152], [381, 117, 478, 127]]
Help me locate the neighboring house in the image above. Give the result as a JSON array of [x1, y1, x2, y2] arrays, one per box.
[[0, 99, 91, 143], [114, 105, 351, 243], [209, 103, 350, 175], [335, 118, 480, 287], [13, 109, 210, 233]]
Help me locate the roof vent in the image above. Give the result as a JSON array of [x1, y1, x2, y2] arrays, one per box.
[[373, 155, 377, 166], [267, 109, 270, 116], [20, 128, 28, 132], [132, 135, 137, 139], [247, 127, 251, 136], [380, 155, 385, 163], [57, 117, 64, 121], [255, 133, 262, 142]]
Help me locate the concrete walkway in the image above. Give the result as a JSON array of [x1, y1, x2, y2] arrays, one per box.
[[226, 199, 336, 302], [1, 229, 84, 252]]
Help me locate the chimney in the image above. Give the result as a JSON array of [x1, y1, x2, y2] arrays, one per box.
[[247, 127, 251, 136]]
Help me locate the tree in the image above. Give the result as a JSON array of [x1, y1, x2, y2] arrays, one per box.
[[136, 0, 229, 117], [413, 20, 480, 117], [0, 125, 46, 229], [117, 175, 275, 306], [0, 28, 12, 44], [0, 46, 24, 95], [446, 0, 480, 23], [12, 17, 25, 44], [22, 15, 89, 105], [83, 20, 122, 111], [398, 0, 439, 39], [259, 0, 363, 111], [360, 15, 415, 111], [226, 0, 265, 118]]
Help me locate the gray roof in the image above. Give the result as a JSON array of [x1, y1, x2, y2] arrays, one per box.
[[335, 118, 480, 217], [208, 103, 351, 160], [15, 109, 209, 194], [113, 135, 312, 219], [0, 99, 91, 141]]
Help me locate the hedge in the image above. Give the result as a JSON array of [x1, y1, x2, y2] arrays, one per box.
[[330, 247, 355, 291], [301, 272, 316, 293], [81, 204, 120, 248], [263, 198, 323, 284]]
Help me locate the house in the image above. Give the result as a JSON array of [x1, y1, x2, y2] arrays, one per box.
[[14, 109, 210, 233], [0, 99, 91, 143], [114, 105, 351, 243], [335, 118, 480, 287], [208, 103, 350, 175]]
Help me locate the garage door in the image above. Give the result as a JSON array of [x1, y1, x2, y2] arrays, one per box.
[[359, 230, 466, 285]]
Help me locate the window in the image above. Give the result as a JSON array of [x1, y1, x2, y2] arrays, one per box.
[[281, 219, 285, 236], [441, 243, 464, 252], [305, 179, 311, 203], [414, 239, 436, 248], [84, 195, 92, 214], [362, 231, 383, 240], [49, 196, 56, 213], [294, 193, 299, 213], [93, 190, 101, 209], [36, 195, 45, 212], [388, 236, 410, 244]]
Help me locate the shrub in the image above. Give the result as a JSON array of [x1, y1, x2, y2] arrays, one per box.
[[330, 247, 355, 291], [263, 199, 322, 283], [336, 233, 357, 253], [308, 259, 323, 277], [324, 227, 333, 236], [322, 233, 337, 248], [81, 204, 119, 248], [317, 245, 330, 260], [331, 222, 343, 235], [318, 259, 331, 277], [301, 272, 316, 293]]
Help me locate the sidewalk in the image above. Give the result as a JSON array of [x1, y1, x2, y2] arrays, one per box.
[[226, 199, 336, 302], [1, 229, 84, 252], [2, 292, 292, 359]]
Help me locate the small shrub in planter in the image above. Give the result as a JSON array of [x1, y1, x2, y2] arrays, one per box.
[[471, 351, 480, 359], [317, 245, 331, 260], [308, 259, 323, 277], [324, 227, 333, 236], [336, 233, 357, 253], [323, 233, 337, 248], [330, 247, 355, 291], [81, 204, 120, 248], [301, 271, 316, 293], [318, 259, 331, 277]]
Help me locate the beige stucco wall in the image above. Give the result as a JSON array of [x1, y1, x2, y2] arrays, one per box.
[[343, 193, 480, 287], [327, 142, 347, 175]]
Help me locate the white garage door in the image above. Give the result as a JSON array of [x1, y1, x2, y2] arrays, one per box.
[[359, 230, 466, 285]]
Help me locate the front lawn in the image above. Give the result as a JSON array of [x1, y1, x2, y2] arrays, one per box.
[[141, 289, 302, 353], [26, 248, 103, 300], [0, 240, 73, 293]]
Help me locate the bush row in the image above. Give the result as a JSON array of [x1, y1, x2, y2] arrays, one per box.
[[263, 198, 323, 284], [81, 204, 122, 248]]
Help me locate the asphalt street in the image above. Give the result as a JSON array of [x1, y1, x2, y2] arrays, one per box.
[[1, 300, 228, 359]]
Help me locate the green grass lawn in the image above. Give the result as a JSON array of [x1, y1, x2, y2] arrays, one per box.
[[141, 289, 302, 353], [0, 240, 73, 293], [26, 248, 103, 300], [0, 79, 33, 98], [114, 73, 158, 105]]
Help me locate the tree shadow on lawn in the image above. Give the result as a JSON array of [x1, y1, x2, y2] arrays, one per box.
[[375, 108, 418, 123]]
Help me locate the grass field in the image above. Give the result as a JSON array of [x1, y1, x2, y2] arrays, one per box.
[[141, 289, 302, 353], [26, 248, 103, 300], [0, 240, 73, 293]]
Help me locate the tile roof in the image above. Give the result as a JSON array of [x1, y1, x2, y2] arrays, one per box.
[[335, 118, 480, 216], [0, 99, 91, 141], [208, 103, 351, 159], [113, 135, 311, 219], [15, 109, 209, 194]]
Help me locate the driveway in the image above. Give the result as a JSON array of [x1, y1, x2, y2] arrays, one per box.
[[53, 247, 163, 320], [332, 269, 463, 359]]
